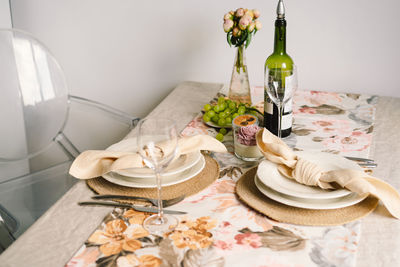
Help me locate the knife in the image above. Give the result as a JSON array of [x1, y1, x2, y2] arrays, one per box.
[[78, 201, 187, 214], [344, 156, 377, 168], [344, 156, 375, 163], [357, 163, 378, 168]]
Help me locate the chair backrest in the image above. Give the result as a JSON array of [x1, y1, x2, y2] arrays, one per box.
[[0, 29, 69, 163], [0, 29, 72, 249]]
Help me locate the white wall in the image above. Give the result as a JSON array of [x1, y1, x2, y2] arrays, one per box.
[[9, 0, 400, 121], [0, 0, 11, 27]]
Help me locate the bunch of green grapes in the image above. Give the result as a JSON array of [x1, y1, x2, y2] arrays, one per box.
[[202, 96, 260, 127]]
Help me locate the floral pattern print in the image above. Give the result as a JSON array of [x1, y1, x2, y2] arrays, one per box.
[[309, 222, 360, 267], [66, 87, 377, 267], [166, 216, 216, 250], [291, 90, 377, 157]]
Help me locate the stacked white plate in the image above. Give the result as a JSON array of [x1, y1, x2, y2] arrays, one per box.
[[255, 151, 368, 209], [102, 138, 205, 188]]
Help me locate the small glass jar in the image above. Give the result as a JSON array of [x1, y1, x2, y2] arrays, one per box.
[[232, 114, 263, 161]]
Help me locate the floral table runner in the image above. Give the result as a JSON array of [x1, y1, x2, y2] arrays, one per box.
[[66, 87, 378, 267]]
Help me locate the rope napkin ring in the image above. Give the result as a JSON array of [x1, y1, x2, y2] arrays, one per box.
[[256, 128, 400, 219], [69, 135, 227, 179]]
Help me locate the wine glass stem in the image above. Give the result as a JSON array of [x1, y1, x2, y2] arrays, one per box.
[[277, 103, 283, 138], [155, 169, 164, 222]]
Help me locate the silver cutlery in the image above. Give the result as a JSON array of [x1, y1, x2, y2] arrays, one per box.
[[91, 194, 185, 207], [356, 162, 377, 168], [344, 156, 375, 163], [345, 156, 377, 168], [78, 201, 187, 214]]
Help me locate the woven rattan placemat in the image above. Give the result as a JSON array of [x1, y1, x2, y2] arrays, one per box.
[[86, 154, 219, 204], [236, 167, 379, 226]]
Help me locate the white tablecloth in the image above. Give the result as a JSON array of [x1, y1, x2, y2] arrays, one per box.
[[1, 81, 399, 267]]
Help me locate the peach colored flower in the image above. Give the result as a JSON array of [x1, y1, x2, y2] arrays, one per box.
[[169, 229, 213, 249], [223, 19, 234, 32], [255, 20, 262, 30], [244, 10, 254, 19], [100, 242, 123, 256], [117, 254, 162, 267], [176, 217, 197, 230], [88, 219, 142, 256], [253, 9, 260, 18], [130, 227, 150, 239], [223, 13, 232, 21], [167, 216, 216, 250], [234, 233, 262, 248], [196, 216, 218, 231], [239, 15, 251, 30], [235, 8, 245, 17], [123, 209, 151, 225], [232, 27, 241, 37], [248, 22, 256, 32]]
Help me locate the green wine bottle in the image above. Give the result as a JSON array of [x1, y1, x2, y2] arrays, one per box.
[[264, 0, 294, 137]]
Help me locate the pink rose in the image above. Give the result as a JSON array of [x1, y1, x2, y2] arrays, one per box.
[[224, 13, 232, 21], [248, 22, 256, 32], [235, 8, 245, 17], [223, 19, 234, 32], [232, 27, 241, 37], [253, 9, 260, 19], [255, 20, 262, 30], [244, 10, 254, 19], [238, 18, 249, 30], [239, 14, 252, 30]]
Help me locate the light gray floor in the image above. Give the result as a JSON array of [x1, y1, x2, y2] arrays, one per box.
[[0, 161, 77, 238]]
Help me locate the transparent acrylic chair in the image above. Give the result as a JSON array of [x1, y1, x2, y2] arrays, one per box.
[[0, 28, 139, 252]]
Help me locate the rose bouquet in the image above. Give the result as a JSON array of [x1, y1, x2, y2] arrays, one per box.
[[223, 8, 262, 48], [223, 8, 262, 104]]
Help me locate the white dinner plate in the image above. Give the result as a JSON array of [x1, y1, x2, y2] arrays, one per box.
[[254, 175, 367, 210], [256, 151, 361, 200], [106, 137, 202, 178], [102, 154, 205, 188]]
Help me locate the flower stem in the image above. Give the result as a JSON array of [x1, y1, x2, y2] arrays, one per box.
[[236, 45, 244, 73]]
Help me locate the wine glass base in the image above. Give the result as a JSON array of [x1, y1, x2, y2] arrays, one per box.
[[143, 214, 178, 235]]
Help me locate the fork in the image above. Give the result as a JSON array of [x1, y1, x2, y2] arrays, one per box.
[[91, 194, 185, 207], [345, 156, 377, 168]]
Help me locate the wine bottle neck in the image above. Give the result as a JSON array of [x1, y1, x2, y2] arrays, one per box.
[[273, 19, 287, 55]]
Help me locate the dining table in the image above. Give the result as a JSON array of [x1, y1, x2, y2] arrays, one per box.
[[0, 81, 399, 267]]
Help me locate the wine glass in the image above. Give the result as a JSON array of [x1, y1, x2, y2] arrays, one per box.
[[265, 65, 298, 138], [137, 118, 178, 234]]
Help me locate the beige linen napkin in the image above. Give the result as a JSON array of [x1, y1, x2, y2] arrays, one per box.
[[69, 135, 227, 179], [256, 128, 400, 219]]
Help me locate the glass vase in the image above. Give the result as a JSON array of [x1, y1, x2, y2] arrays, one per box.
[[228, 45, 251, 104]]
